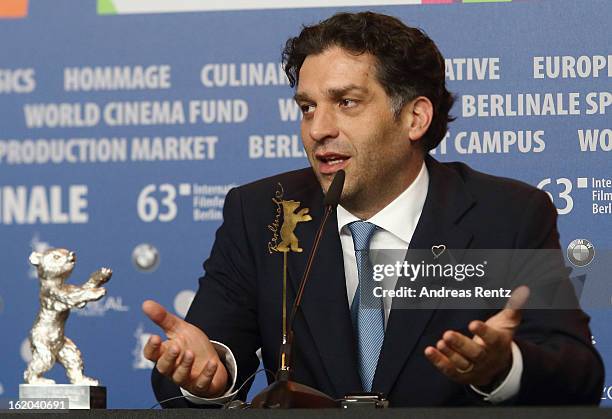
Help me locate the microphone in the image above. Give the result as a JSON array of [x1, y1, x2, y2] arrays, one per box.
[[251, 170, 345, 408], [323, 169, 345, 206], [288, 170, 344, 347]]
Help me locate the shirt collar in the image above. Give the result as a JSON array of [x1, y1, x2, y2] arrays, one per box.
[[336, 161, 429, 244]]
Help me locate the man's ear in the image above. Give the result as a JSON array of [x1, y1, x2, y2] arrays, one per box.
[[403, 96, 433, 143], [29, 251, 42, 266]]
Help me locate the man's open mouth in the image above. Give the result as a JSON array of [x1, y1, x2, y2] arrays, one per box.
[[316, 152, 350, 174]]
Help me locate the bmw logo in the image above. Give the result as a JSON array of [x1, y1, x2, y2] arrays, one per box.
[[132, 243, 160, 272], [566, 239, 595, 268]]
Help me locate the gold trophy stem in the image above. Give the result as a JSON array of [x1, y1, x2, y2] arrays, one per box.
[[281, 250, 289, 370]]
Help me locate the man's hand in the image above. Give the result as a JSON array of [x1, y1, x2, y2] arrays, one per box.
[[142, 300, 229, 398], [424, 286, 530, 388]]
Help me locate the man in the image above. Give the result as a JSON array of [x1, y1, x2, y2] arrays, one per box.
[[144, 12, 603, 407]]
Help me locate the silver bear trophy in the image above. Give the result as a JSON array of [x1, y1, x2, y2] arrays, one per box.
[[24, 248, 112, 386]]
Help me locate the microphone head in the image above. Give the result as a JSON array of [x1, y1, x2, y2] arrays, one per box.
[[323, 170, 345, 207]]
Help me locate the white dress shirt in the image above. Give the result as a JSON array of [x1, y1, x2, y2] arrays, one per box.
[[183, 161, 522, 404], [336, 161, 429, 324]]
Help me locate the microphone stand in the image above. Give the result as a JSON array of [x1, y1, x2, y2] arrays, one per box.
[[251, 171, 344, 409]]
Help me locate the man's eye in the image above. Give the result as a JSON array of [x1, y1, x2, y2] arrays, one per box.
[[339, 99, 357, 108], [300, 104, 315, 114]]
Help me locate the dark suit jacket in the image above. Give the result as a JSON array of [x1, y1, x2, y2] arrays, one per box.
[[152, 156, 603, 407]]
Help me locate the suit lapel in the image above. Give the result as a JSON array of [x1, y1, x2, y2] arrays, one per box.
[[284, 180, 362, 397], [373, 156, 475, 395]]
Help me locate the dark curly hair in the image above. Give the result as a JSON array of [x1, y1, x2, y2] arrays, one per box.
[[282, 12, 455, 151]]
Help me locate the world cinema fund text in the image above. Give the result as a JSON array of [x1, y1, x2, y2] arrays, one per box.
[[0, 62, 290, 164], [0, 97, 241, 164]]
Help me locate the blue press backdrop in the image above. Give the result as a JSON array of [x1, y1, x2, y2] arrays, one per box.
[[0, 0, 610, 408]]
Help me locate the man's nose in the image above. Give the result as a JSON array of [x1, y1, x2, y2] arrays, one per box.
[[309, 107, 339, 142]]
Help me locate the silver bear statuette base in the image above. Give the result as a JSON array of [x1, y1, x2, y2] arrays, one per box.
[[24, 248, 112, 386], [19, 384, 107, 409]]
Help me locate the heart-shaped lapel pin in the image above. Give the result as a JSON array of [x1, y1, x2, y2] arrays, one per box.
[[431, 245, 446, 259]]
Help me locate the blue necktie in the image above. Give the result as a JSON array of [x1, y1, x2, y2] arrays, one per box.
[[348, 221, 384, 391]]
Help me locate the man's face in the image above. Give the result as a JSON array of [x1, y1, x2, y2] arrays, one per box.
[[295, 47, 421, 215]]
